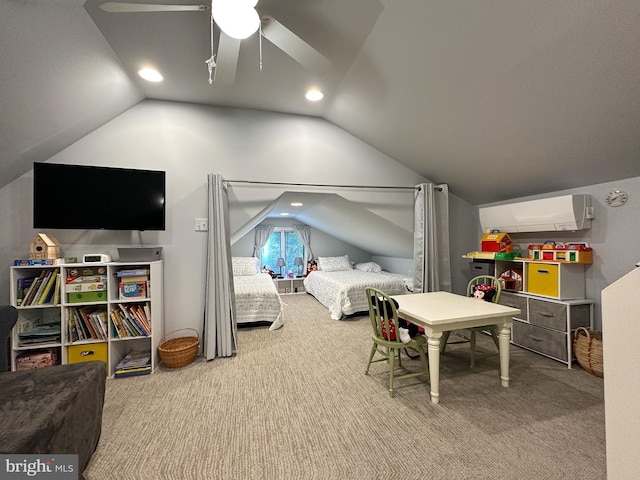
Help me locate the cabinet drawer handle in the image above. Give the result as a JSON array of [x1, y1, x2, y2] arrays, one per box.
[[536, 269, 550, 275], [538, 312, 555, 317], [528, 335, 544, 342], [80, 350, 95, 357]]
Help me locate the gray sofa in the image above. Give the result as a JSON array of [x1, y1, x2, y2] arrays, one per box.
[[0, 306, 106, 479]]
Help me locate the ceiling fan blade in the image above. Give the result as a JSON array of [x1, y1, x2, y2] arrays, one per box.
[[214, 32, 241, 85], [99, 2, 209, 13], [260, 16, 331, 75]]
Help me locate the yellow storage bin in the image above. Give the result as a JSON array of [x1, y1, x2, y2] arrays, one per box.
[[526, 263, 559, 297], [68, 342, 108, 375]]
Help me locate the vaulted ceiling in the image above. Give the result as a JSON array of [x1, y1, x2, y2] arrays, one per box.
[[2, 0, 640, 205]]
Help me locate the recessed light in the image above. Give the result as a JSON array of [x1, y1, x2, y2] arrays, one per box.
[[280, 212, 290, 216], [290, 202, 303, 207], [305, 88, 324, 102], [138, 68, 164, 82]]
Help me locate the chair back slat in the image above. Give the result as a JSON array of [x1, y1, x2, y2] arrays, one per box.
[[366, 287, 401, 342]]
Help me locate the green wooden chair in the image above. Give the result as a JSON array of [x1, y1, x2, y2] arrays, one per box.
[[364, 287, 429, 397], [440, 275, 503, 368]]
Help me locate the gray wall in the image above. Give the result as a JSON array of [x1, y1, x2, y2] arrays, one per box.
[[476, 175, 640, 330], [2, 100, 480, 334], [5, 98, 627, 335]]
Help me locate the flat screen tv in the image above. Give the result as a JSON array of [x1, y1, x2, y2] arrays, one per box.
[[33, 162, 166, 231]]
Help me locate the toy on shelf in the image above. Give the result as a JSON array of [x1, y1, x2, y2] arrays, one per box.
[[499, 268, 523, 291], [527, 241, 593, 264], [481, 230, 512, 253]]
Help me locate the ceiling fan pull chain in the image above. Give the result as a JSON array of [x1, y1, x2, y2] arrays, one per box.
[[205, 7, 216, 84]]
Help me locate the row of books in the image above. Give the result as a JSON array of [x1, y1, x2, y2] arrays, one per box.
[[17, 270, 61, 306], [67, 306, 108, 342], [114, 349, 151, 378], [110, 303, 152, 338]]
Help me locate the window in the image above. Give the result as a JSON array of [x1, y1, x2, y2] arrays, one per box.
[[260, 228, 305, 277]]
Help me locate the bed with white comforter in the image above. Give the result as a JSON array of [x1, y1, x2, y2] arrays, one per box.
[[232, 257, 284, 330], [303, 264, 411, 320]]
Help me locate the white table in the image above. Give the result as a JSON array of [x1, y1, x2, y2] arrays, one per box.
[[392, 291, 521, 404]]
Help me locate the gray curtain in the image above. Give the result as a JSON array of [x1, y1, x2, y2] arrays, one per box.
[[413, 183, 451, 293], [293, 225, 313, 263], [253, 225, 274, 259], [204, 173, 237, 360]]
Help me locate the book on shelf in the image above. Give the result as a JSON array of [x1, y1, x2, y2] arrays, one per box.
[[21, 272, 41, 306], [114, 349, 151, 378], [52, 274, 61, 305], [69, 308, 88, 341], [116, 349, 151, 369], [79, 307, 98, 339], [37, 270, 58, 305], [112, 306, 144, 337], [109, 310, 127, 338], [113, 366, 151, 378], [68, 315, 80, 342], [117, 303, 149, 336], [131, 304, 151, 334], [22, 270, 49, 306], [71, 306, 108, 340], [16, 276, 36, 306], [31, 270, 52, 304]]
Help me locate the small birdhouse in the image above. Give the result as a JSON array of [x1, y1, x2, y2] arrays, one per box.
[[29, 234, 61, 260]]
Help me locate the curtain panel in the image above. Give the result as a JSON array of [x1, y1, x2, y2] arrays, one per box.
[[253, 225, 274, 259], [203, 173, 237, 360], [293, 225, 313, 264], [413, 183, 452, 293]]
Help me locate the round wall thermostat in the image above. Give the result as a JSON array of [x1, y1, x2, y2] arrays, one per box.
[[605, 189, 628, 207]]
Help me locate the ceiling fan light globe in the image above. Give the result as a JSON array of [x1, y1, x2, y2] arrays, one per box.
[[212, 1, 260, 40]]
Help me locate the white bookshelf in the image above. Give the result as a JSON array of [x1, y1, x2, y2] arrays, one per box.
[[9, 260, 164, 378]]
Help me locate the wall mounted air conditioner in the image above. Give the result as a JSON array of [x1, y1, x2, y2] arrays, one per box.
[[479, 194, 594, 233]]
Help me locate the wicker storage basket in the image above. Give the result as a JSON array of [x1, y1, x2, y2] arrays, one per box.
[[573, 327, 603, 378], [158, 328, 199, 368]]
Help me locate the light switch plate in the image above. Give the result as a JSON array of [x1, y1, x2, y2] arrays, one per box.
[[195, 218, 208, 232]]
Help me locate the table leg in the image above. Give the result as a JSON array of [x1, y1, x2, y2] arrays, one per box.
[[427, 333, 442, 404], [498, 325, 511, 387]]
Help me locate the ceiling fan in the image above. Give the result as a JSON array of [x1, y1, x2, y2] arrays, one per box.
[[99, 1, 332, 85]]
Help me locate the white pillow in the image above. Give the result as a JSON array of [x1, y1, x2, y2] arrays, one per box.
[[232, 257, 260, 276], [355, 262, 382, 273], [318, 255, 352, 272]]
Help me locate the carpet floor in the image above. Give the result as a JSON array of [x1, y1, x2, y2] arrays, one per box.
[[84, 293, 606, 480]]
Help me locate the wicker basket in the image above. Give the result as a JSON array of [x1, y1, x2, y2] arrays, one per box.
[[573, 327, 603, 378], [158, 328, 199, 368]]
